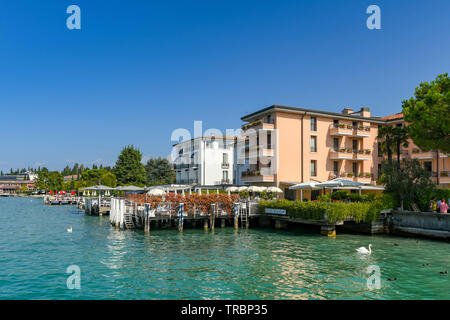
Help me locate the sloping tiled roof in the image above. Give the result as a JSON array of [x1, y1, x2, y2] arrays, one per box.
[[381, 112, 403, 121]]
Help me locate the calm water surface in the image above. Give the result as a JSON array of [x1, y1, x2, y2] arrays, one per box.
[[0, 197, 448, 299]]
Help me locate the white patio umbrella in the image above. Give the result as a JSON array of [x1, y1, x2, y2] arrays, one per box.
[[182, 189, 185, 197], [267, 186, 283, 193], [225, 186, 239, 192], [237, 186, 248, 192], [248, 186, 262, 193], [198, 188, 202, 196]]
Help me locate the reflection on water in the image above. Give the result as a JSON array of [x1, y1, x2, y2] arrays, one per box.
[[0, 198, 449, 300]]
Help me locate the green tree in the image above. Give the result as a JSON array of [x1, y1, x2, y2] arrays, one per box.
[[113, 145, 146, 186], [380, 158, 434, 211], [392, 126, 409, 164], [402, 73, 450, 153], [79, 169, 117, 188], [378, 125, 395, 165], [36, 170, 63, 191], [145, 157, 175, 185]]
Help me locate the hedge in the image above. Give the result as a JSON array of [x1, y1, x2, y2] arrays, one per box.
[[258, 194, 395, 223]]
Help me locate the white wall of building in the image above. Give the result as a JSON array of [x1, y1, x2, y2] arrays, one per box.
[[173, 136, 248, 186]]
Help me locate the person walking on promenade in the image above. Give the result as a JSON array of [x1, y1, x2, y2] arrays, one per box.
[[438, 199, 448, 214], [428, 198, 437, 212]]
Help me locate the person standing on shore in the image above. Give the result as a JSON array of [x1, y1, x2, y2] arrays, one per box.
[[438, 199, 448, 214]]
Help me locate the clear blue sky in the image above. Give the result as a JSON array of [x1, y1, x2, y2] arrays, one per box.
[[1, 0, 449, 172]]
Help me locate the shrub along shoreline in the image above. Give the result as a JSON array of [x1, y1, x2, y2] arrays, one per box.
[[258, 194, 395, 223]]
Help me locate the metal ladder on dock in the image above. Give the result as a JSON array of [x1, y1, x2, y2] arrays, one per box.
[[124, 211, 135, 229], [240, 206, 249, 229]]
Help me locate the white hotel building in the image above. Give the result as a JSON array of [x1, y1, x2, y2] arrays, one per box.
[[172, 136, 249, 186]]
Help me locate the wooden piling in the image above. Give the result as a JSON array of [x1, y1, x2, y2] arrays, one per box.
[[204, 218, 209, 231], [210, 204, 216, 232], [144, 213, 150, 234], [178, 203, 184, 233], [221, 218, 226, 228], [234, 203, 239, 230]]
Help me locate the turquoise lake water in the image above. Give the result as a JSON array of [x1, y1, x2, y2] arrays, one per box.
[[0, 197, 448, 299]]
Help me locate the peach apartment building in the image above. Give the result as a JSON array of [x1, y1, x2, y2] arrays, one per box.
[[240, 105, 385, 200], [240, 104, 449, 200]]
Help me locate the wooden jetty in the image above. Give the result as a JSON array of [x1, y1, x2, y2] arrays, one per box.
[[109, 198, 259, 232], [43, 195, 81, 206]]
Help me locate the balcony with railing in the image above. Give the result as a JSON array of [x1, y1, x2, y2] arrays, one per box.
[[247, 146, 274, 159], [215, 179, 231, 185], [241, 119, 275, 132], [342, 172, 373, 182], [411, 150, 449, 160], [241, 170, 275, 182], [329, 124, 371, 137], [330, 148, 372, 160], [174, 163, 199, 170]]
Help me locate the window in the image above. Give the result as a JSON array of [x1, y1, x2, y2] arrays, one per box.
[[333, 138, 339, 152], [222, 153, 228, 164], [267, 131, 272, 149], [378, 164, 382, 178], [333, 120, 339, 128], [310, 136, 317, 152], [396, 123, 402, 128], [352, 139, 358, 153], [310, 117, 317, 131], [222, 170, 229, 180], [310, 160, 317, 177], [352, 162, 358, 176], [267, 114, 273, 124], [333, 161, 339, 175], [352, 121, 358, 129], [377, 142, 382, 157], [424, 161, 432, 173]]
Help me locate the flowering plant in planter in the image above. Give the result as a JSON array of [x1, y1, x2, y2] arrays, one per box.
[[358, 125, 364, 130], [347, 172, 354, 177], [346, 124, 353, 129], [412, 148, 420, 154], [365, 173, 372, 178], [364, 149, 371, 154], [346, 148, 353, 153], [364, 127, 371, 131], [339, 123, 345, 128], [441, 171, 449, 177], [339, 148, 347, 152], [358, 150, 364, 154]]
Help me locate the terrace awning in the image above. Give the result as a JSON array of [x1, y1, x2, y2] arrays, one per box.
[[315, 178, 365, 188], [289, 181, 321, 190], [79, 185, 115, 191]]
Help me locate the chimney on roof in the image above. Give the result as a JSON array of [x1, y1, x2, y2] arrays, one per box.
[[342, 107, 354, 115], [361, 107, 371, 117]]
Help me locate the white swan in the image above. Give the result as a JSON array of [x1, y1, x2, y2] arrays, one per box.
[[356, 244, 372, 255], [67, 226, 72, 233]]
